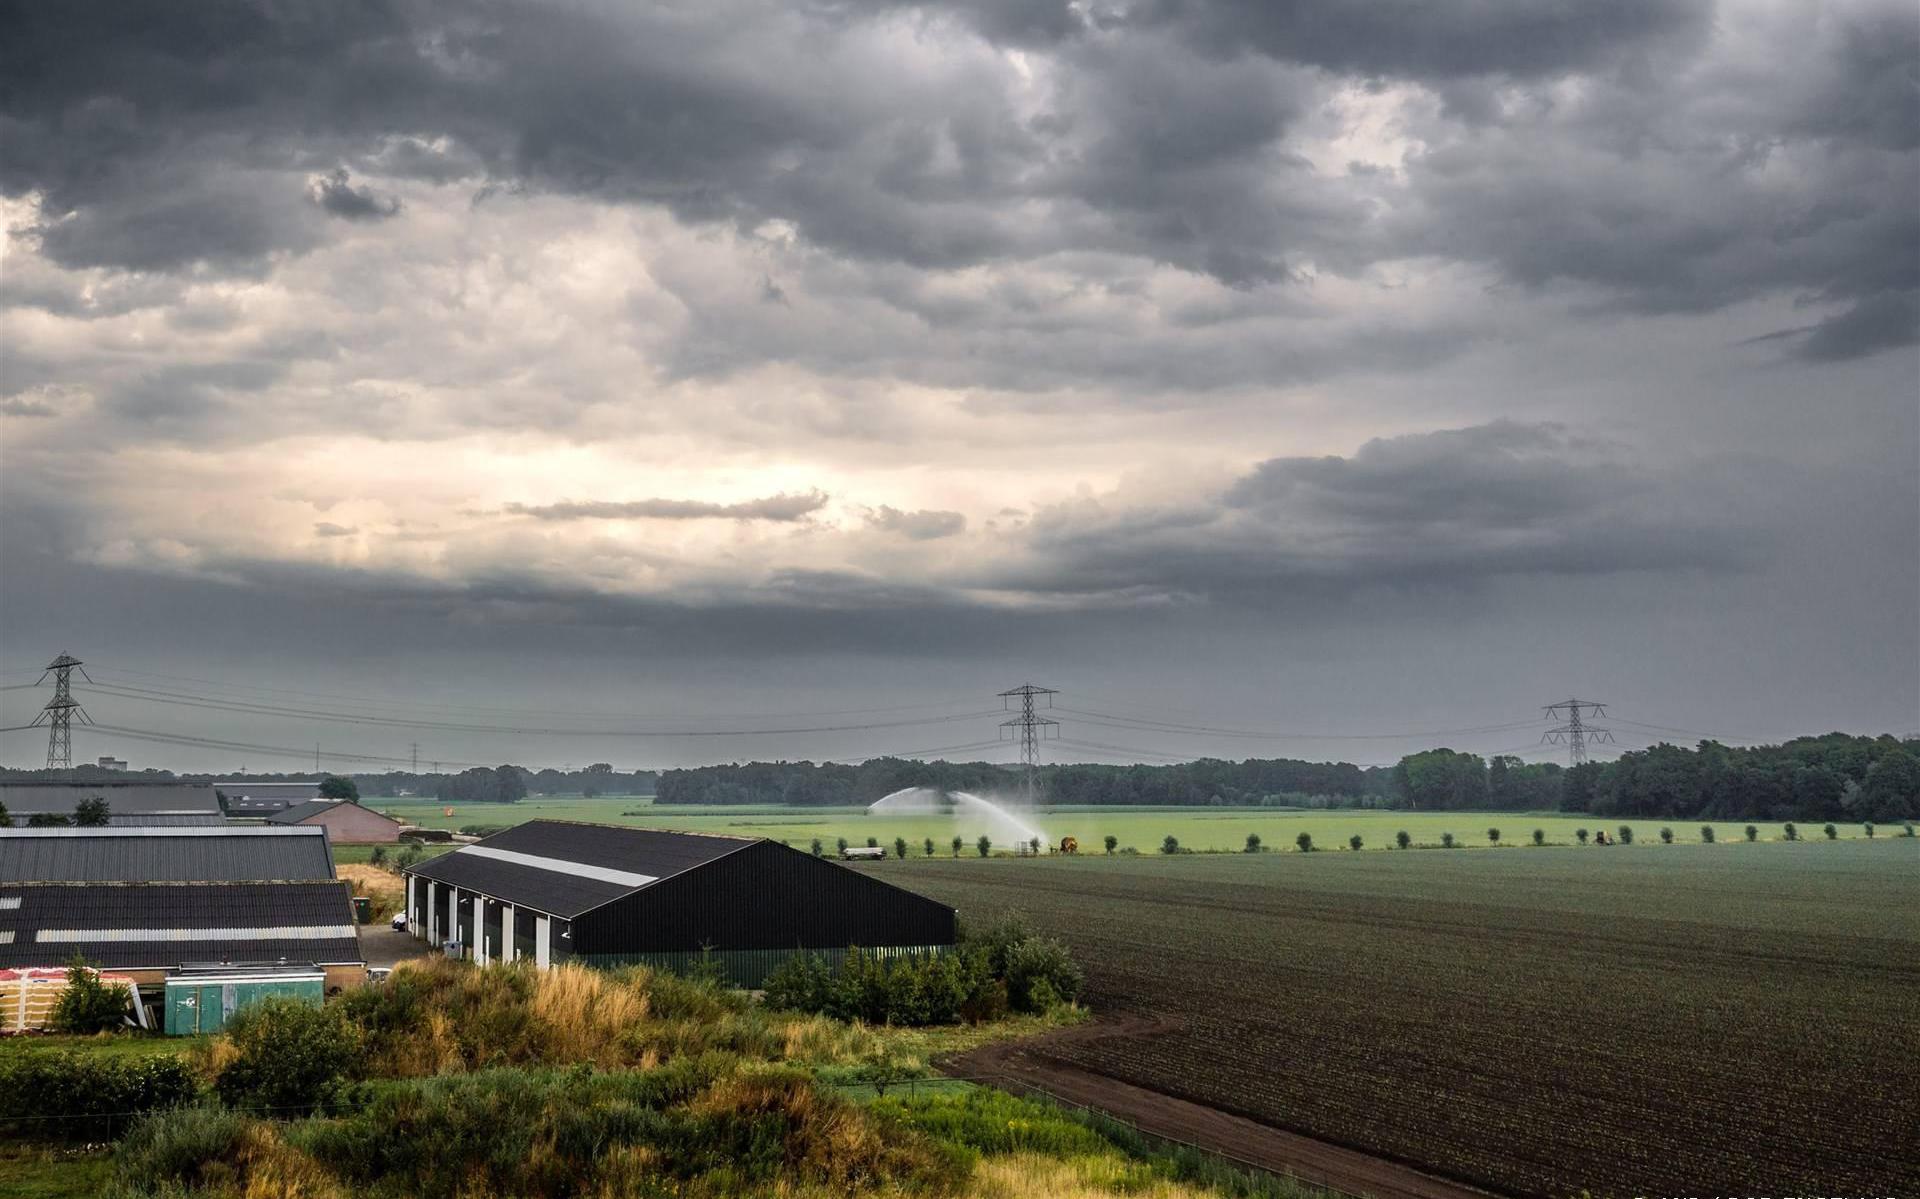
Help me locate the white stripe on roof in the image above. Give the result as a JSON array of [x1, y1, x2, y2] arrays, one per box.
[[0, 826, 323, 838], [35, 926, 358, 943], [454, 844, 657, 888]]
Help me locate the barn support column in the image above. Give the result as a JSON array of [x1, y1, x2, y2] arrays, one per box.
[[473, 895, 487, 964], [535, 916, 551, 969], [502, 904, 516, 963], [424, 880, 438, 944]]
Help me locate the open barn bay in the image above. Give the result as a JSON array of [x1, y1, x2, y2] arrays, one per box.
[[876, 839, 1920, 1196]]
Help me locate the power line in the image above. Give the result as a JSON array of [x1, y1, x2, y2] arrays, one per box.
[[1054, 707, 1541, 742], [1541, 698, 1614, 766]]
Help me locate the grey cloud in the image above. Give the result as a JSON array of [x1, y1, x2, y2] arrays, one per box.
[[505, 491, 830, 522], [308, 168, 401, 221], [312, 522, 359, 538], [0, 397, 58, 418], [866, 506, 967, 540], [1797, 291, 1920, 363]]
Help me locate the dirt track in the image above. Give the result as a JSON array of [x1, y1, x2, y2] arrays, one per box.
[[941, 1014, 1498, 1199]]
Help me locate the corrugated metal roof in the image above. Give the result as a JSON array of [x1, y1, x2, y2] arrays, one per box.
[[220, 782, 324, 799], [406, 820, 752, 918], [0, 782, 223, 824], [0, 826, 335, 882], [0, 881, 362, 968]]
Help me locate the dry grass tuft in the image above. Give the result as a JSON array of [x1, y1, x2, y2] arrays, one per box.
[[966, 1152, 1222, 1199], [528, 963, 648, 1065]]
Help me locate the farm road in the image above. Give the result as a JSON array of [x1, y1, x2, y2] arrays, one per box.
[[942, 1013, 1497, 1199]]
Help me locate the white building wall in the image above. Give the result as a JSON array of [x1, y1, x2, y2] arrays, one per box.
[[473, 895, 486, 964], [535, 915, 551, 969], [502, 903, 516, 963]]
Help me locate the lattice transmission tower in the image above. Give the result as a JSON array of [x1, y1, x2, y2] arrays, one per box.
[[998, 683, 1060, 802], [33, 652, 93, 772], [1542, 698, 1613, 766]]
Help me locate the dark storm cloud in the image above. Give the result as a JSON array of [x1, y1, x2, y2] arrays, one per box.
[[865, 506, 967, 540], [3, 0, 1912, 366], [503, 491, 830, 522], [308, 168, 402, 221], [1004, 423, 1759, 601], [312, 522, 359, 538], [1796, 290, 1920, 362]]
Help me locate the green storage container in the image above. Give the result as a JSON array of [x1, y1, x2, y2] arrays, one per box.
[[163, 968, 327, 1035], [353, 896, 373, 924]]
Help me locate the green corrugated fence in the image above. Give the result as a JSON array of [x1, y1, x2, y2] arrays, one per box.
[[572, 944, 951, 988]]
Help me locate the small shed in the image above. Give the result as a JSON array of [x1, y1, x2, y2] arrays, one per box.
[[164, 963, 326, 1035]]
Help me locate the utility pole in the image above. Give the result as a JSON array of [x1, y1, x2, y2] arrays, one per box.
[[998, 684, 1060, 803], [1542, 698, 1614, 766], [411, 742, 419, 773], [32, 653, 92, 773]]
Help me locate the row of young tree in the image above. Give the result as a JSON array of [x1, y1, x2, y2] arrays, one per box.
[[0, 797, 113, 827], [1396, 734, 1919, 822]]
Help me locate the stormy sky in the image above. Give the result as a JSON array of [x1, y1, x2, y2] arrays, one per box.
[[1, 0, 1915, 775]]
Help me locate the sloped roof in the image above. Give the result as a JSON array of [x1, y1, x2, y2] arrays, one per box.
[[266, 800, 400, 826], [0, 826, 336, 882], [219, 781, 324, 799], [405, 820, 753, 918], [0, 881, 362, 969], [0, 782, 223, 826]]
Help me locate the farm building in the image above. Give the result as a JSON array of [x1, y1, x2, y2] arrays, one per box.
[[0, 825, 336, 882], [220, 780, 323, 816], [0, 781, 224, 827], [266, 799, 405, 843], [0, 881, 365, 995], [402, 820, 957, 985]]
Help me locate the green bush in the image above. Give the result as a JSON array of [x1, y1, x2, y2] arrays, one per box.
[[811, 838, 824, 856], [1395, 830, 1411, 849], [836, 837, 849, 855], [1161, 835, 1180, 854], [951, 835, 964, 857], [923, 837, 936, 857], [1295, 831, 1313, 852], [1822, 823, 1837, 840], [1659, 827, 1674, 844], [1349, 834, 1363, 851], [894, 836, 909, 859], [1243, 833, 1261, 853], [1531, 829, 1545, 845], [976, 835, 991, 858], [1863, 822, 1874, 838], [213, 998, 362, 1113], [1576, 828, 1589, 845], [112, 1103, 253, 1185], [1441, 832, 1455, 849], [53, 953, 131, 1033], [1002, 936, 1082, 1014], [1783, 822, 1798, 841], [1487, 827, 1500, 844], [1103, 834, 1117, 854], [1745, 824, 1759, 841], [1701, 825, 1715, 843], [0, 1049, 197, 1139], [1617, 825, 1634, 845]]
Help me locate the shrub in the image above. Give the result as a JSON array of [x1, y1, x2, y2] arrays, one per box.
[[1863, 822, 1874, 838], [923, 837, 936, 857], [1617, 825, 1634, 845], [867, 837, 879, 849], [0, 1050, 198, 1139], [762, 952, 837, 1014], [1441, 832, 1455, 849], [27, 812, 71, 826], [1745, 824, 1759, 841], [1822, 823, 1837, 840], [458, 824, 510, 837], [1576, 828, 1589, 845], [894, 836, 909, 859], [52, 952, 130, 1033], [1701, 825, 1715, 843], [1002, 937, 1083, 1014], [976, 835, 991, 858], [1783, 822, 1798, 841], [1295, 831, 1313, 852], [1487, 828, 1501, 844], [1659, 827, 1674, 844], [811, 838, 824, 857], [1395, 830, 1411, 849], [74, 796, 112, 826], [1531, 829, 1545, 846], [836, 837, 849, 855], [951, 835, 964, 857], [1161, 835, 1180, 854], [0, 799, 8, 826], [212, 998, 362, 1114], [368, 845, 388, 867], [1104, 834, 1117, 855], [1243, 833, 1262, 853], [1904, 822, 1915, 837], [112, 1103, 256, 1185], [1349, 834, 1363, 851]]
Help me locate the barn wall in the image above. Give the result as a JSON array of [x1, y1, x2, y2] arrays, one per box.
[[572, 841, 956, 957], [308, 805, 403, 843]]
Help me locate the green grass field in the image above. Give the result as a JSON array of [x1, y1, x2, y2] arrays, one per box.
[[365, 794, 1898, 854]]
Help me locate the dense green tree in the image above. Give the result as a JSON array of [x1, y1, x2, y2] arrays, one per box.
[[317, 775, 360, 802], [1243, 833, 1261, 853], [1103, 834, 1117, 855], [73, 797, 110, 827]]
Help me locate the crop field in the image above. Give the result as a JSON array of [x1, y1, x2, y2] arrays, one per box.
[[872, 840, 1920, 1196], [369, 795, 1883, 855]]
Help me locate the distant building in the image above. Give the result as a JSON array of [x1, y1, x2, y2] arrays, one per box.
[[96, 756, 129, 771], [402, 820, 956, 985], [0, 825, 336, 882], [0, 781, 224, 827], [220, 780, 325, 816], [267, 800, 405, 843]]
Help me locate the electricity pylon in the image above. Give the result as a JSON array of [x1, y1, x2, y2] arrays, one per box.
[[33, 653, 93, 772], [1542, 698, 1613, 766], [998, 684, 1059, 802]]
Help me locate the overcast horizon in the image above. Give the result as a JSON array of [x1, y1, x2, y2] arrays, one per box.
[[2, 0, 1916, 775]]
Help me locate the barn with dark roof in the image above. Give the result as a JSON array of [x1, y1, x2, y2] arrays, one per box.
[[0, 781, 225, 826], [401, 820, 956, 985]]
